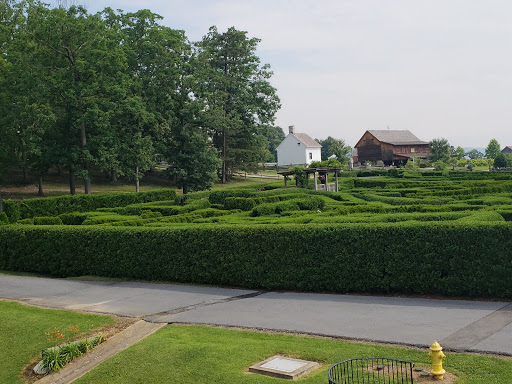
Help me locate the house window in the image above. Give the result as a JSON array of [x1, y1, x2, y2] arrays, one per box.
[[309, 152, 313, 160], [297, 142, 301, 146], [411, 148, 415, 153]]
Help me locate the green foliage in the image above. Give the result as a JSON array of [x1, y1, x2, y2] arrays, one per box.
[[58, 212, 93, 225], [33, 216, 63, 225], [4, 190, 176, 221], [16, 218, 34, 225], [452, 146, 466, 160], [3, 200, 20, 223], [197, 26, 280, 182], [494, 153, 509, 168], [0, 211, 8, 225], [467, 149, 483, 159], [433, 160, 447, 171], [485, 138, 501, 159], [264, 125, 285, 162], [42, 335, 106, 372], [318, 136, 351, 163], [1, 222, 512, 297], [289, 165, 309, 188], [251, 196, 325, 216], [428, 138, 451, 162], [0, 300, 113, 384], [208, 190, 253, 205], [224, 197, 257, 211]]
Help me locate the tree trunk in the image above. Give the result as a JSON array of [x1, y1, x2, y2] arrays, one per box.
[[69, 168, 76, 195], [0, 187, 3, 213], [110, 169, 117, 183], [222, 129, 226, 184], [38, 172, 44, 196], [135, 166, 140, 192], [183, 183, 188, 195], [80, 124, 91, 195], [84, 178, 91, 194], [20, 144, 28, 184]]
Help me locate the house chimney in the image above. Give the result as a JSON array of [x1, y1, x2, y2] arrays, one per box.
[[289, 125, 295, 134]]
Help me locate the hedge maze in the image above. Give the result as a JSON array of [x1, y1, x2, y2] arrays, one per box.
[[1, 171, 512, 298]]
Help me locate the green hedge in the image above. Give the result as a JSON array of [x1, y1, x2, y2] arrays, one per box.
[[33, 216, 64, 225], [251, 196, 325, 217], [1, 222, 511, 297], [3, 189, 177, 222], [0, 212, 8, 225]]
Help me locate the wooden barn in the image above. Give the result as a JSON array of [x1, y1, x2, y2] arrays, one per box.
[[354, 130, 430, 166]]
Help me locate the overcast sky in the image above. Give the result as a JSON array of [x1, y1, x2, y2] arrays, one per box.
[[76, 0, 511, 148]]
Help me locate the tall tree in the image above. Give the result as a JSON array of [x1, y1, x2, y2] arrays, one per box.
[[466, 149, 484, 159], [196, 26, 280, 183], [428, 138, 451, 162], [264, 125, 285, 162], [26, 4, 128, 194], [452, 146, 466, 160], [493, 153, 509, 168], [318, 136, 351, 163], [485, 139, 501, 159]]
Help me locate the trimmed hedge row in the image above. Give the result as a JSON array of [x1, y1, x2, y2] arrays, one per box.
[[3, 189, 177, 223], [250, 196, 326, 217], [1, 222, 511, 297]]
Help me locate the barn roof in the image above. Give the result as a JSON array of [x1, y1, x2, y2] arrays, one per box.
[[293, 133, 322, 148], [366, 130, 428, 145]]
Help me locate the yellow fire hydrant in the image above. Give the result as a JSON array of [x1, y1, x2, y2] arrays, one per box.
[[428, 341, 446, 380]]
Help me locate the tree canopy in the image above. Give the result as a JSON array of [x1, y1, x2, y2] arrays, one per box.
[[485, 139, 501, 159], [318, 137, 351, 163], [196, 26, 280, 182], [0, 3, 281, 195], [428, 138, 451, 162], [466, 149, 484, 159]]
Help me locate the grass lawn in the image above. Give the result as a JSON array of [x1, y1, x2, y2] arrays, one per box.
[[75, 325, 512, 384], [0, 300, 115, 383], [1, 171, 278, 200]]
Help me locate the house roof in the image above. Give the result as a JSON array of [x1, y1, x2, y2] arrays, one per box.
[[292, 133, 322, 148], [366, 130, 428, 145], [502, 146, 512, 152]]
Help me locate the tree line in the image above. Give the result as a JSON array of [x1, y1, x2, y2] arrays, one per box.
[[427, 138, 511, 170], [0, 1, 281, 196]]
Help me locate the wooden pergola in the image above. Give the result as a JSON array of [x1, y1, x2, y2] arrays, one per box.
[[277, 167, 342, 192]]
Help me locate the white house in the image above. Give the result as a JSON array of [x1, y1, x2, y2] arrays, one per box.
[[276, 126, 322, 166]]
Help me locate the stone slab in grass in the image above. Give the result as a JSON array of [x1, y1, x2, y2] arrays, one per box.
[[249, 355, 320, 380]]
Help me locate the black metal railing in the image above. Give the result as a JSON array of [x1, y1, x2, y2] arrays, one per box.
[[328, 358, 415, 384]]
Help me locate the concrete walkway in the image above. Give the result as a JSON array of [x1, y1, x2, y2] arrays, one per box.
[[1, 274, 511, 356]]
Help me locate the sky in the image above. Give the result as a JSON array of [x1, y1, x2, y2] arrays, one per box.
[[71, 0, 511, 148]]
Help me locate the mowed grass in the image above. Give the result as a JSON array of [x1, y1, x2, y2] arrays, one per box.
[[0, 300, 114, 384], [76, 325, 512, 384]]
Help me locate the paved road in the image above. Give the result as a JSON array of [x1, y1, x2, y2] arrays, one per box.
[[1, 274, 511, 355]]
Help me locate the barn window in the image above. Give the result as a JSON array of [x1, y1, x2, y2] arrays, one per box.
[[309, 152, 313, 160]]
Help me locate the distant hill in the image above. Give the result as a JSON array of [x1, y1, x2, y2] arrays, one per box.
[[463, 147, 485, 154]]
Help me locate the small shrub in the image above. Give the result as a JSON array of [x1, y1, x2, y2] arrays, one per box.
[[42, 335, 106, 372]]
